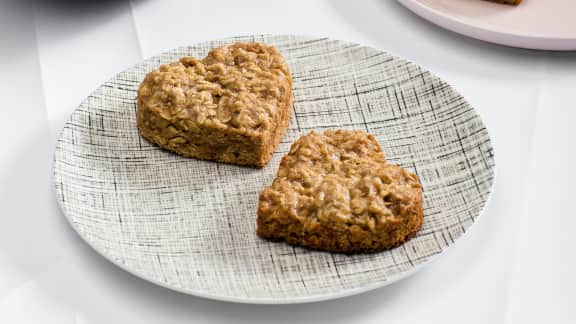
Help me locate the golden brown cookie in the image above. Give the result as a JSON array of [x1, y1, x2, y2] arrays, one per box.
[[136, 43, 292, 167], [257, 130, 423, 253]]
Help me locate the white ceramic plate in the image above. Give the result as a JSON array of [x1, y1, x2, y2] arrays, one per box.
[[53, 35, 495, 304], [398, 0, 576, 51]]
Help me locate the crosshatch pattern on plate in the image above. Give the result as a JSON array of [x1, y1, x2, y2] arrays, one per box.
[[53, 35, 495, 302]]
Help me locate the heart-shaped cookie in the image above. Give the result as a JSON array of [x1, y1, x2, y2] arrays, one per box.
[[136, 43, 292, 167], [257, 130, 423, 253]]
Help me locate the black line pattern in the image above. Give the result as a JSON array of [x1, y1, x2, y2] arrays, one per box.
[[52, 35, 495, 302]]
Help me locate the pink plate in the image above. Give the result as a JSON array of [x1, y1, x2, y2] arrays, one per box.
[[398, 0, 576, 51]]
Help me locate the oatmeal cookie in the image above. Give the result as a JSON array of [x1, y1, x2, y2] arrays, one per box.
[[137, 42, 292, 167], [257, 130, 423, 253]]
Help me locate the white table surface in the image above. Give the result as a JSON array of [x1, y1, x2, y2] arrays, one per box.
[[0, 0, 574, 323]]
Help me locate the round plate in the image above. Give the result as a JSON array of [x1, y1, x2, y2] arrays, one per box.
[[398, 0, 576, 51], [53, 35, 495, 304]]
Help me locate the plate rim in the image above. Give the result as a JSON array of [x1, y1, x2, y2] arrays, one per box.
[[52, 34, 497, 304], [397, 0, 576, 51]]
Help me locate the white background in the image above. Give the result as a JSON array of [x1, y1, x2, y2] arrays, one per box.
[[0, 0, 575, 323]]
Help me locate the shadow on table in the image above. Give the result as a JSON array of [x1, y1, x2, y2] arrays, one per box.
[[0, 0, 146, 66], [3, 0, 147, 45], [0, 125, 62, 293], [5, 0, 135, 13]]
